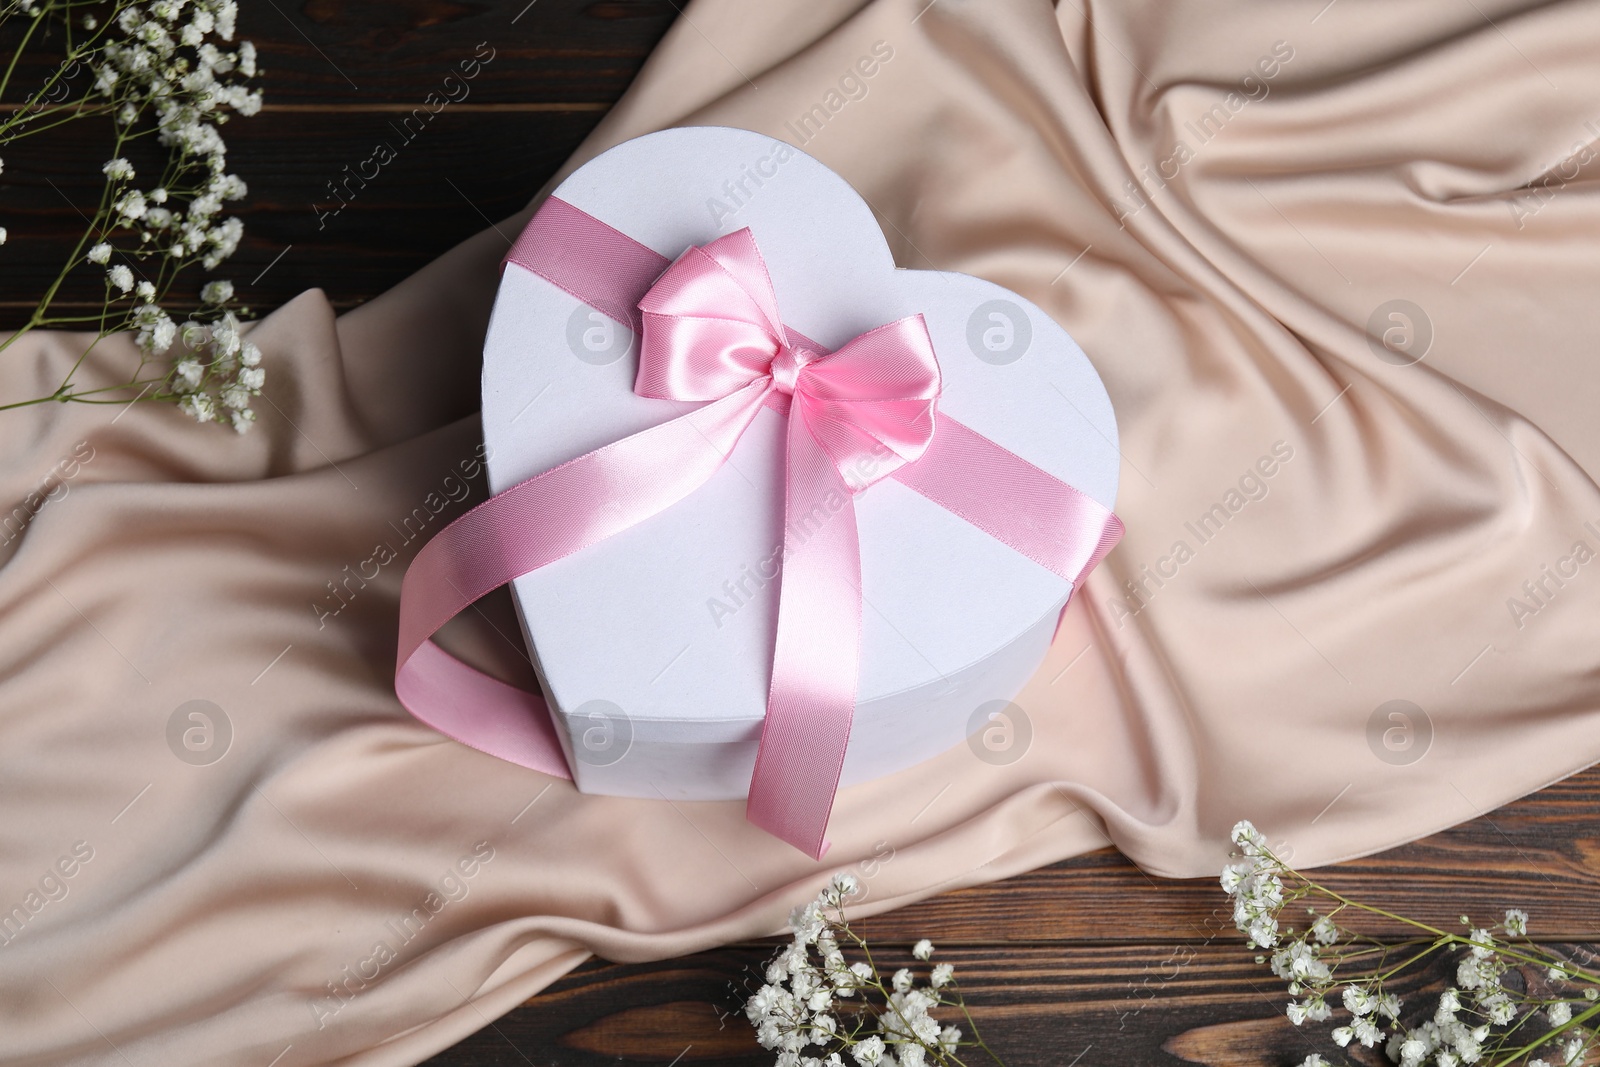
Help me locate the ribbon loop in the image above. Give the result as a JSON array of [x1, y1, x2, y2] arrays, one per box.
[[636, 227, 942, 495]]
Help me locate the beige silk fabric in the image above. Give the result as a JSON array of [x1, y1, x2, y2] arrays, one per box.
[[4, 0, 1600, 1063]]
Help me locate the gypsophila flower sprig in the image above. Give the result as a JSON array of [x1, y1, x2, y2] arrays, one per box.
[[1224, 820, 1600, 1067], [746, 872, 1006, 1067], [0, 0, 264, 432]]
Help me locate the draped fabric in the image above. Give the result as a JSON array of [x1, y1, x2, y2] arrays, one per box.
[[3, 1, 1598, 1064]]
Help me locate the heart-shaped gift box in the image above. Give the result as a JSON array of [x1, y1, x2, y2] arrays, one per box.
[[398, 126, 1121, 856]]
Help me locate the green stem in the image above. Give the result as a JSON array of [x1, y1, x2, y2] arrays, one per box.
[[2, 99, 116, 141], [0, 0, 49, 105], [1484, 999, 1600, 1067], [1266, 852, 1600, 985], [946, 981, 1006, 1067]]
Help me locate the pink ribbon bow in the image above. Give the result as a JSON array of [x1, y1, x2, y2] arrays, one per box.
[[638, 229, 942, 489], [395, 197, 1124, 860], [639, 229, 941, 855]]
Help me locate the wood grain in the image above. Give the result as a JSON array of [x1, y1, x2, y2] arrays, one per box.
[[418, 766, 1600, 1064], [5, 5, 1599, 1066], [421, 939, 1600, 1066], [852, 765, 1600, 945], [0, 0, 676, 327], [0, 0, 678, 105], [1, 108, 602, 315]]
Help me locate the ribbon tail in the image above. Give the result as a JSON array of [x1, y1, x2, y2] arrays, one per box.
[[893, 415, 1123, 587], [396, 638, 571, 776], [395, 381, 771, 773], [745, 406, 863, 860]]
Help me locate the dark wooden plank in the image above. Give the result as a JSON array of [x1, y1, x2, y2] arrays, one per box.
[[0, 107, 599, 324], [420, 939, 1600, 1066], [0, 0, 677, 329], [854, 764, 1600, 945], [0, 0, 677, 106], [417, 765, 1600, 1064]]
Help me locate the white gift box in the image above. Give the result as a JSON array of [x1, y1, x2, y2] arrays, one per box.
[[479, 126, 1120, 801]]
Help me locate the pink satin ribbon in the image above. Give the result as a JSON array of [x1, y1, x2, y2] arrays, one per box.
[[396, 196, 1124, 859]]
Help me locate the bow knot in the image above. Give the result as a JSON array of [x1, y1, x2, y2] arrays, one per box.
[[768, 344, 805, 395], [635, 228, 942, 493]]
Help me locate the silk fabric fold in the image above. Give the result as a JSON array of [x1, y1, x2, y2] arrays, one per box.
[[4, 1, 1600, 1064]]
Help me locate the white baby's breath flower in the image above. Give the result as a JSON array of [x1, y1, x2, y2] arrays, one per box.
[[1220, 862, 1250, 894], [1342, 983, 1374, 1016], [1231, 820, 1267, 853], [153, 317, 178, 354], [1503, 909, 1528, 937], [87, 242, 113, 264], [102, 157, 135, 180], [850, 1036, 885, 1066], [0, 226, 7, 246], [200, 279, 234, 304], [173, 358, 204, 389], [1351, 1015, 1382, 1048], [115, 189, 147, 221], [178, 392, 216, 423], [1548, 1001, 1573, 1026], [912, 940, 933, 961], [930, 963, 954, 989], [107, 264, 134, 292]]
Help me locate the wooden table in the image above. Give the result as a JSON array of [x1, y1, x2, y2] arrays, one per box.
[[427, 767, 1600, 1065], [4, 5, 1596, 1064]]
